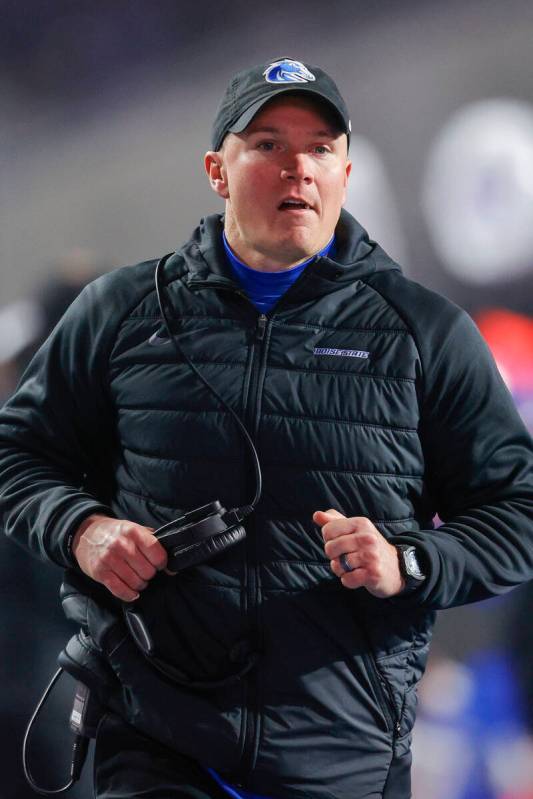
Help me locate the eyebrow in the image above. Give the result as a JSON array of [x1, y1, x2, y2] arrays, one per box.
[[244, 125, 337, 138]]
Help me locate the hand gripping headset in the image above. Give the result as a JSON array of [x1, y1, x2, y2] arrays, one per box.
[[23, 252, 264, 794]]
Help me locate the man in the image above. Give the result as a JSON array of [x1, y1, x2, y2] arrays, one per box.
[[1, 57, 532, 799]]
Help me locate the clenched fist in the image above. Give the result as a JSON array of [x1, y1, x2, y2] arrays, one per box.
[[312, 509, 405, 598], [71, 514, 168, 602]]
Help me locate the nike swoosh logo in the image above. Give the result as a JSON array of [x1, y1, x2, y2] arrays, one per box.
[[148, 332, 171, 346]]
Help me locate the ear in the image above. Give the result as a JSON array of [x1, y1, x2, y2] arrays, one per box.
[[341, 159, 352, 205], [204, 151, 229, 199]]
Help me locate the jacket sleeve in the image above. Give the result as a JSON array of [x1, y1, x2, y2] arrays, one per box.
[[389, 301, 533, 610], [0, 277, 120, 569]]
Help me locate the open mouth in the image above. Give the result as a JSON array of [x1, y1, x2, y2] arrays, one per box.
[[278, 199, 313, 211]]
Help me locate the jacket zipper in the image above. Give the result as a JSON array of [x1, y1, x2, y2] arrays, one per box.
[[364, 651, 401, 739], [188, 278, 266, 777], [239, 312, 268, 779]]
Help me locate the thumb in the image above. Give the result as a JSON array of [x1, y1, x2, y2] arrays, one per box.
[[312, 508, 346, 525]]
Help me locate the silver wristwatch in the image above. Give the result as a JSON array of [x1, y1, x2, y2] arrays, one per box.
[[395, 544, 426, 594]]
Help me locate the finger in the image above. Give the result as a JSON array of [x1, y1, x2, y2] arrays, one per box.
[[329, 553, 363, 578], [323, 517, 378, 543], [320, 517, 362, 543], [102, 571, 141, 602], [312, 509, 346, 527], [123, 552, 158, 582], [109, 557, 150, 593], [340, 568, 370, 591], [94, 544, 148, 591], [132, 528, 168, 571], [324, 530, 377, 559], [110, 533, 159, 582], [324, 531, 358, 558]]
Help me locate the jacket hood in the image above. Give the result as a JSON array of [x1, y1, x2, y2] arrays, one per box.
[[170, 209, 402, 293]]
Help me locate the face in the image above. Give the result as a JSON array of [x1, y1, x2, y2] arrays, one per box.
[[205, 95, 351, 270]]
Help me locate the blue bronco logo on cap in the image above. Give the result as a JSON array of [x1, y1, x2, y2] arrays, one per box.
[[263, 59, 316, 84]]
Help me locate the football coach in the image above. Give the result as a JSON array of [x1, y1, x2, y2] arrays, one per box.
[[1, 57, 533, 799]]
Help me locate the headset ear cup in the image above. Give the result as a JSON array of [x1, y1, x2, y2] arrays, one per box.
[[168, 524, 246, 572]]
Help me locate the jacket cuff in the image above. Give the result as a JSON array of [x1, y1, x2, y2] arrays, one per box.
[[385, 533, 440, 608], [45, 501, 115, 569]]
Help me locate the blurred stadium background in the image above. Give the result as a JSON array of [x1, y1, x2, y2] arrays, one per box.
[[1, 1, 532, 796]]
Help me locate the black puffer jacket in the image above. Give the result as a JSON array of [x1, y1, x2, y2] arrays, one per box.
[[1, 210, 532, 799]]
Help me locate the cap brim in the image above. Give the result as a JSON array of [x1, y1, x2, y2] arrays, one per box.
[[227, 87, 349, 137]]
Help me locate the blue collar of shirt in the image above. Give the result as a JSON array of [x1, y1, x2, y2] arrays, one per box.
[[222, 232, 336, 314], [222, 232, 335, 276]]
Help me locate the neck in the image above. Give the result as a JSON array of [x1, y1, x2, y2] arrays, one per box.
[[224, 215, 332, 273], [224, 240, 312, 272]]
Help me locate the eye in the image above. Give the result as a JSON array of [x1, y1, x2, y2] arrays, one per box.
[[257, 141, 276, 151], [312, 144, 330, 155]]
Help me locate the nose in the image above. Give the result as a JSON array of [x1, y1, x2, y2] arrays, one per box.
[[280, 153, 313, 184]]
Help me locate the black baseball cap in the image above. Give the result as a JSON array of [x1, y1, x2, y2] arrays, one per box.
[[211, 57, 351, 151]]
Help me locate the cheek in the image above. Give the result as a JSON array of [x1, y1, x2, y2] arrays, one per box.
[[233, 174, 277, 216], [322, 174, 348, 212], [229, 169, 265, 203]]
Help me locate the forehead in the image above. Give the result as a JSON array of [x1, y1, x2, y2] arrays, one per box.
[[244, 93, 342, 135]]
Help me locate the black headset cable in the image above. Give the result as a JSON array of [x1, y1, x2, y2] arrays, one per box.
[[154, 253, 262, 512], [22, 667, 89, 795]]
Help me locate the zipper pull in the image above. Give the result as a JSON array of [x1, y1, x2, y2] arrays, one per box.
[[256, 314, 267, 341]]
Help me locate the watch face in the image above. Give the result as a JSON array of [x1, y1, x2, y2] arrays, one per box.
[[405, 549, 425, 580]]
